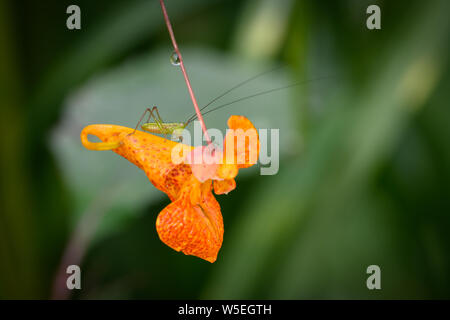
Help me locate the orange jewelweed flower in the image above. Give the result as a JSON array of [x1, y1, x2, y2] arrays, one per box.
[[80, 115, 259, 263]]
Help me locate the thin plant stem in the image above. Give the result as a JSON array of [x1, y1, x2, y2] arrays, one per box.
[[159, 0, 211, 144]]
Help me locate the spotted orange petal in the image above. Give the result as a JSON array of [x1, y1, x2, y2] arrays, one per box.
[[156, 177, 223, 263], [223, 115, 260, 168], [81, 124, 192, 200], [213, 179, 236, 195]]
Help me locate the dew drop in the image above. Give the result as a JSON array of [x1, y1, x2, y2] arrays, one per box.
[[170, 51, 180, 66]]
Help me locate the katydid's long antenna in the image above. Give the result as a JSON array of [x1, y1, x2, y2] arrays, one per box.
[[186, 76, 335, 124], [185, 67, 283, 124]]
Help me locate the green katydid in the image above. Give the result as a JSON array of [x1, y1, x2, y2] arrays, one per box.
[[133, 69, 332, 141]]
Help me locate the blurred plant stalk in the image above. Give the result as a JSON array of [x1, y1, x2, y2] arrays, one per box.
[[0, 1, 40, 298]]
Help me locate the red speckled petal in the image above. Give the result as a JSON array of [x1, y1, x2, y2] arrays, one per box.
[[213, 179, 236, 195], [156, 177, 223, 263], [81, 124, 193, 199]]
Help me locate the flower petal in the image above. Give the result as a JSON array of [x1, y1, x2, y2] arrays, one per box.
[[156, 180, 223, 263], [81, 124, 192, 199], [213, 179, 236, 195], [224, 115, 260, 168]]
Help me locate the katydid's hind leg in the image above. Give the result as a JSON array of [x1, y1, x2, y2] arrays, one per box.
[[149, 106, 171, 136], [145, 106, 159, 123], [148, 106, 165, 133], [152, 107, 172, 138], [153, 107, 165, 126], [138, 106, 171, 137], [131, 106, 157, 135]]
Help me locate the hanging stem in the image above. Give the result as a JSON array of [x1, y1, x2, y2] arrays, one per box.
[[159, 0, 211, 144]]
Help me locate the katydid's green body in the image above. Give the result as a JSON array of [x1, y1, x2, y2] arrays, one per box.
[[141, 121, 186, 135], [136, 106, 187, 141]]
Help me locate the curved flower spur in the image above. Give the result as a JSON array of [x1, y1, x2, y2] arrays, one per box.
[[80, 115, 259, 262]]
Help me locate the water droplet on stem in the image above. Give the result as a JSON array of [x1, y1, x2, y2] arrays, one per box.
[[170, 51, 181, 66]]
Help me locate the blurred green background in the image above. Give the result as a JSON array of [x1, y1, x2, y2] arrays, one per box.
[[1, 0, 449, 299]]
